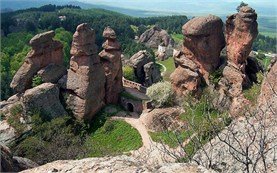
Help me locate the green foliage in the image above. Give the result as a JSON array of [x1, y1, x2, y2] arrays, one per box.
[[253, 34, 277, 53], [85, 120, 142, 157], [150, 130, 189, 148], [157, 57, 176, 81], [243, 73, 263, 104], [209, 68, 223, 86], [147, 81, 174, 107], [7, 104, 27, 134], [123, 66, 137, 82], [32, 75, 43, 87], [171, 34, 183, 43]]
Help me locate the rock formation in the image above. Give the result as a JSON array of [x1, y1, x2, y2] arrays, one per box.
[[129, 50, 161, 86], [1, 145, 38, 172], [21, 155, 215, 173], [22, 83, 67, 118], [170, 15, 225, 97], [218, 6, 259, 116], [10, 31, 64, 93], [66, 23, 106, 120], [99, 27, 123, 104], [139, 26, 174, 48], [181, 15, 225, 79], [226, 6, 258, 66]]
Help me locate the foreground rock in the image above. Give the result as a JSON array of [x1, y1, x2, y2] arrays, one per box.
[[139, 26, 174, 48], [66, 23, 106, 120], [99, 26, 123, 104], [1, 145, 38, 172], [129, 50, 161, 86], [194, 60, 277, 172], [21, 155, 215, 173], [10, 31, 64, 93]]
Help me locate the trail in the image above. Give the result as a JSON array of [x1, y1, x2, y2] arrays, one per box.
[[156, 62, 167, 76]]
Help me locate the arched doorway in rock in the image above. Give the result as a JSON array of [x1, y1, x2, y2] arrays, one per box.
[[127, 103, 134, 112]]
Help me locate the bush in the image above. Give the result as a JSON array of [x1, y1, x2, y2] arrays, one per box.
[[32, 75, 43, 87], [146, 81, 174, 107], [123, 66, 137, 82], [7, 104, 27, 134]]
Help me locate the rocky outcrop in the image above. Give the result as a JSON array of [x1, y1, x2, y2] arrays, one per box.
[[99, 27, 123, 104], [217, 6, 259, 116], [181, 15, 225, 80], [139, 26, 174, 48], [140, 108, 183, 132], [37, 64, 67, 83], [170, 15, 225, 97], [10, 31, 64, 93], [21, 83, 67, 118], [66, 23, 105, 120], [226, 6, 258, 66], [21, 155, 215, 173], [129, 50, 161, 86], [1, 145, 38, 172]]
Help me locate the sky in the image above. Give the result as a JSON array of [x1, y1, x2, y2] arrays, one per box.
[[80, 0, 277, 16]]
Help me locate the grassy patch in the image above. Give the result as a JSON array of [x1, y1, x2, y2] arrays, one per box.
[[171, 34, 183, 43], [150, 130, 189, 148], [259, 31, 277, 38], [157, 57, 176, 81], [86, 119, 142, 157], [243, 73, 264, 104]]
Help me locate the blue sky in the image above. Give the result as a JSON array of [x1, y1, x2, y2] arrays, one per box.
[[81, 0, 276, 16]]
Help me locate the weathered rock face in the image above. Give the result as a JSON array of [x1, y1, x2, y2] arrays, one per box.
[[129, 50, 161, 86], [182, 15, 225, 79], [139, 26, 174, 48], [143, 62, 162, 87], [10, 31, 64, 93], [1, 145, 38, 172], [66, 23, 105, 120], [226, 6, 258, 66], [170, 15, 225, 97], [99, 27, 123, 104], [37, 63, 67, 83], [140, 108, 183, 132], [216, 6, 259, 117], [21, 155, 215, 173], [22, 83, 67, 118]]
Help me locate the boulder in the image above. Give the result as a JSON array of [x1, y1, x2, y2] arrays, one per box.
[[140, 108, 183, 132], [0, 145, 38, 172], [66, 23, 105, 120], [226, 6, 258, 66], [37, 63, 67, 83], [10, 30, 64, 93], [143, 62, 162, 87], [99, 27, 123, 104], [21, 83, 67, 118], [139, 26, 174, 48], [182, 15, 225, 79], [170, 66, 201, 97]]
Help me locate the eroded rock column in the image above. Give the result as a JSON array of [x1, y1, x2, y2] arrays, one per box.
[[99, 27, 123, 104], [66, 23, 105, 120]]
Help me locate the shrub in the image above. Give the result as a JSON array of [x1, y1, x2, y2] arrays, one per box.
[[147, 81, 174, 107], [32, 75, 43, 87], [7, 104, 27, 133], [123, 66, 137, 82]]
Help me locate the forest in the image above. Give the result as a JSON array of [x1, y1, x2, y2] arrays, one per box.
[[1, 4, 276, 100]]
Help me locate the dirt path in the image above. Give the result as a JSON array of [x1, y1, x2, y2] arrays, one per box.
[[156, 62, 167, 76]]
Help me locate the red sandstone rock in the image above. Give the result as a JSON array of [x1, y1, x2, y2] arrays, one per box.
[[99, 26, 123, 104], [226, 6, 258, 66], [182, 15, 225, 78], [66, 23, 106, 120], [10, 31, 64, 93]]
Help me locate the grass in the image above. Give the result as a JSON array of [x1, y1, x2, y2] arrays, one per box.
[[157, 57, 176, 81], [243, 73, 264, 105], [259, 31, 277, 38], [86, 119, 142, 157], [171, 34, 183, 43], [150, 130, 189, 148]]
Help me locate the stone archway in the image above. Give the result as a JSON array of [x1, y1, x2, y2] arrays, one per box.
[[127, 103, 134, 112]]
